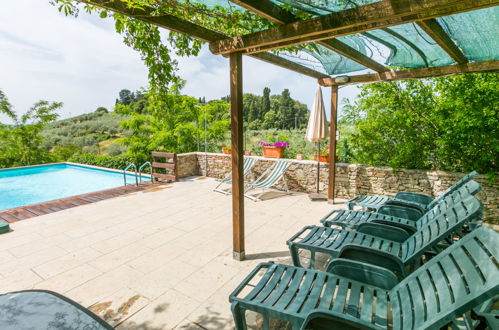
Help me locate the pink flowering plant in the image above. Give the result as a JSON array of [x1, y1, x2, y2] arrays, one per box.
[[259, 141, 290, 148]]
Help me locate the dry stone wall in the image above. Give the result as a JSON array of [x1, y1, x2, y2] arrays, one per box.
[[176, 152, 498, 223]]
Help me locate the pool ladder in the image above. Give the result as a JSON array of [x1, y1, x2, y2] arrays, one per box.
[[123, 163, 138, 186], [123, 162, 153, 186], [138, 162, 153, 183]]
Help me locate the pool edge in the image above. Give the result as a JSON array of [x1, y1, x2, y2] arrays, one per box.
[[0, 181, 165, 224]]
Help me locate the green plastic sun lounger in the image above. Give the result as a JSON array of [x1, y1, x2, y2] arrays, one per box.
[[245, 160, 291, 201], [214, 157, 257, 195], [287, 195, 482, 277], [347, 170, 479, 213], [229, 226, 499, 330], [321, 180, 482, 233]]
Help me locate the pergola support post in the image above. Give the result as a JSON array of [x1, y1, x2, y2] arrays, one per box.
[[328, 85, 339, 203], [230, 53, 245, 261]]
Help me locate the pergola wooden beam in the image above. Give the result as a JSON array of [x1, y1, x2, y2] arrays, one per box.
[[210, 0, 499, 55], [318, 60, 499, 86], [250, 53, 328, 79], [417, 19, 468, 64], [83, 0, 225, 41], [82, 0, 328, 79], [231, 0, 388, 72]]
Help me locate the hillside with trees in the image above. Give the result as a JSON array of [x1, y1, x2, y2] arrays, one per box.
[[1, 73, 497, 175]]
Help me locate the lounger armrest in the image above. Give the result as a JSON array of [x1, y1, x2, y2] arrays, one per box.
[[357, 223, 411, 242], [229, 262, 274, 302], [286, 225, 314, 245], [326, 259, 399, 290], [377, 204, 423, 221], [394, 192, 433, 206], [301, 310, 381, 330], [338, 244, 406, 278], [320, 209, 343, 227]]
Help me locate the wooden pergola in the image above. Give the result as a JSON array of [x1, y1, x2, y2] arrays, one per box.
[[84, 0, 498, 261]]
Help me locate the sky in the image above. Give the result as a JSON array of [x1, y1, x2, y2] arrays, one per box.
[[0, 0, 361, 124]]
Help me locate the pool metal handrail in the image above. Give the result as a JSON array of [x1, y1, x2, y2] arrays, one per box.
[[138, 162, 153, 183], [123, 163, 138, 186]]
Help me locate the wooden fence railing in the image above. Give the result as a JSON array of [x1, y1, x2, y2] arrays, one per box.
[[151, 152, 177, 182]]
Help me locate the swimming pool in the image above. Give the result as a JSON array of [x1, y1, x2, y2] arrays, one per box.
[[0, 163, 140, 211]]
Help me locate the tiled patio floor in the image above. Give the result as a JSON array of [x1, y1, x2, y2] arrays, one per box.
[[0, 177, 346, 329]]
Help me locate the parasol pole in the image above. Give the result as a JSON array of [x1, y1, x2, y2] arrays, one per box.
[[316, 141, 320, 193]]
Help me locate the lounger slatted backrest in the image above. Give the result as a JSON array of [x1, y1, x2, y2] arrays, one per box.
[[220, 157, 257, 183], [390, 226, 499, 330], [426, 171, 479, 209], [400, 195, 483, 263], [411, 180, 482, 228], [250, 160, 290, 188]]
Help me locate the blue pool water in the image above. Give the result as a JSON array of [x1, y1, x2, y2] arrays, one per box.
[[0, 164, 138, 211]]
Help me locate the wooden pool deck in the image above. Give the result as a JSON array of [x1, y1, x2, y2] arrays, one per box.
[[0, 182, 161, 223]]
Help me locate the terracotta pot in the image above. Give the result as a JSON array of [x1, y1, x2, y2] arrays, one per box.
[[296, 154, 304, 160], [222, 148, 232, 154], [314, 154, 330, 162], [313, 154, 339, 162], [262, 146, 284, 158]]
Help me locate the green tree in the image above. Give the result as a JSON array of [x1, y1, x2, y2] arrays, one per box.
[[117, 89, 133, 105], [95, 106, 108, 113], [117, 85, 229, 157], [243, 94, 260, 123], [261, 87, 271, 120], [343, 73, 498, 174], [0, 90, 61, 167]]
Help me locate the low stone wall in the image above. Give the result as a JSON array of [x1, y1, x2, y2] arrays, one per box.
[[176, 152, 499, 223], [177, 153, 198, 177]]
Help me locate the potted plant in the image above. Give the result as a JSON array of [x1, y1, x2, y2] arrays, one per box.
[[260, 141, 290, 158], [313, 145, 339, 162], [314, 145, 330, 162], [221, 144, 232, 154]]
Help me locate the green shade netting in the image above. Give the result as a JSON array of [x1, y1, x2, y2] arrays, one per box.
[[438, 7, 499, 63], [269, 0, 498, 73], [302, 36, 369, 74], [362, 24, 454, 68], [269, 0, 381, 15], [171, 1, 498, 75]]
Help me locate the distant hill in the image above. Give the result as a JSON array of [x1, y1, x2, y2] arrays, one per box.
[[42, 111, 130, 156]]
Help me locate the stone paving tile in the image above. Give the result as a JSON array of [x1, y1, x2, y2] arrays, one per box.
[[88, 288, 150, 327], [117, 289, 201, 330], [91, 230, 147, 254], [0, 246, 68, 277], [33, 264, 102, 293], [0, 269, 43, 292], [128, 259, 197, 300], [2, 177, 345, 329], [126, 241, 190, 274], [32, 247, 102, 279], [0, 250, 16, 264], [66, 265, 143, 307]]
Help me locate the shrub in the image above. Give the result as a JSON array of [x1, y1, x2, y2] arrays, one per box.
[[69, 153, 149, 170]]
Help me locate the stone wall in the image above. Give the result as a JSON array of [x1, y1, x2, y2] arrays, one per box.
[[177, 153, 198, 177], [177, 152, 499, 223]]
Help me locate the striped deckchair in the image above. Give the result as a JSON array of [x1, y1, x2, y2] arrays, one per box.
[[347, 170, 479, 212], [214, 157, 257, 195], [244, 160, 291, 202]]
